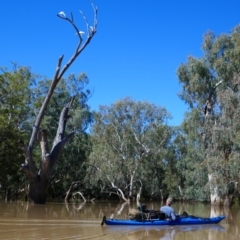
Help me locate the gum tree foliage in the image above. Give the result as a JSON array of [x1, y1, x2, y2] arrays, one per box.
[[0, 66, 33, 200], [18, 1, 97, 204], [86, 98, 173, 201], [163, 126, 189, 200], [177, 25, 240, 206], [0, 66, 93, 201], [138, 126, 184, 200], [177, 115, 210, 202]]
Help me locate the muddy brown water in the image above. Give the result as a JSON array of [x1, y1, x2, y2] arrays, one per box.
[[0, 200, 239, 239]]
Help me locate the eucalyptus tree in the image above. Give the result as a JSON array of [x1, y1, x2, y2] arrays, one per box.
[[177, 25, 240, 206], [18, 1, 97, 204], [162, 126, 188, 200], [86, 98, 172, 201], [177, 116, 210, 202], [0, 66, 33, 200]]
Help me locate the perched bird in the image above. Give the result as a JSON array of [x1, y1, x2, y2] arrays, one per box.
[[58, 11, 66, 18], [76, 31, 85, 35]]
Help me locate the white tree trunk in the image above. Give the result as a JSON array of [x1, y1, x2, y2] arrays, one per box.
[[178, 185, 184, 200], [208, 173, 222, 205], [129, 172, 135, 199], [108, 178, 129, 202]]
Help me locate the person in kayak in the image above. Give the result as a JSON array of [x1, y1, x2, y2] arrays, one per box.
[[160, 197, 177, 220]]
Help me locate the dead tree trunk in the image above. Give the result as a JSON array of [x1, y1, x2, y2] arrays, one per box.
[[18, 1, 97, 204]]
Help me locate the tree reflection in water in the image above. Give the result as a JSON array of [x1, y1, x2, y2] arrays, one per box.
[[0, 201, 239, 239], [102, 224, 225, 240]]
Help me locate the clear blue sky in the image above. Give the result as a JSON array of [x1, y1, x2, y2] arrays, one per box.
[[1, 0, 240, 126]]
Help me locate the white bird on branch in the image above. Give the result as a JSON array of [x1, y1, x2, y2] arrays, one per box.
[[58, 11, 66, 18], [76, 31, 85, 35]]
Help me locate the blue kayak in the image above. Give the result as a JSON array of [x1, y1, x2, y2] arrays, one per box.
[[102, 215, 225, 226]]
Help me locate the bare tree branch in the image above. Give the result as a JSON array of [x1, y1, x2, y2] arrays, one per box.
[[204, 80, 223, 117], [73, 191, 86, 202], [18, 140, 37, 178], [53, 97, 75, 147], [29, 2, 97, 153], [65, 184, 73, 202], [39, 130, 50, 160], [107, 177, 129, 202], [132, 131, 150, 155]]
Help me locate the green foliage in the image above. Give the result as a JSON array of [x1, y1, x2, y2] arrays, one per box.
[[33, 73, 93, 200], [0, 65, 93, 201], [86, 97, 177, 200], [177, 24, 240, 202], [0, 66, 34, 199], [49, 133, 92, 199]]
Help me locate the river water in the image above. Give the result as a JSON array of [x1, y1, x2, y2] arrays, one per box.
[[0, 200, 239, 239]]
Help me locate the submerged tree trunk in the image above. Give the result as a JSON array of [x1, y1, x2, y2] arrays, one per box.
[[208, 173, 222, 206], [129, 171, 135, 200], [208, 175, 238, 207], [28, 178, 49, 204], [223, 182, 238, 207], [19, 100, 75, 203], [223, 196, 232, 207]]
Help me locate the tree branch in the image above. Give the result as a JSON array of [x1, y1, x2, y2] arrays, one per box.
[[107, 177, 129, 202], [73, 191, 86, 202], [39, 130, 50, 161], [18, 140, 37, 178], [132, 131, 150, 156], [57, 2, 97, 80], [50, 131, 75, 166], [29, 2, 97, 154], [53, 97, 75, 147], [204, 80, 223, 117]]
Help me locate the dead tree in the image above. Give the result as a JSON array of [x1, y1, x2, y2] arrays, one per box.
[[18, 1, 97, 204]]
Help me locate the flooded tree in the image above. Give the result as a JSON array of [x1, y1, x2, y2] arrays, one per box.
[[86, 98, 173, 201], [177, 25, 240, 206], [18, 1, 97, 204]]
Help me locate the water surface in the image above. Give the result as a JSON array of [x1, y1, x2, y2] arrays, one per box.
[[0, 201, 239, 239]]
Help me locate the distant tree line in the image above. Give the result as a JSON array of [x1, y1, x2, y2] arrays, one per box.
[[1, 24, 240, 207]]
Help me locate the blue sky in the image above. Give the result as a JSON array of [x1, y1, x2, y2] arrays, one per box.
[[1, 0, 240, 126]]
